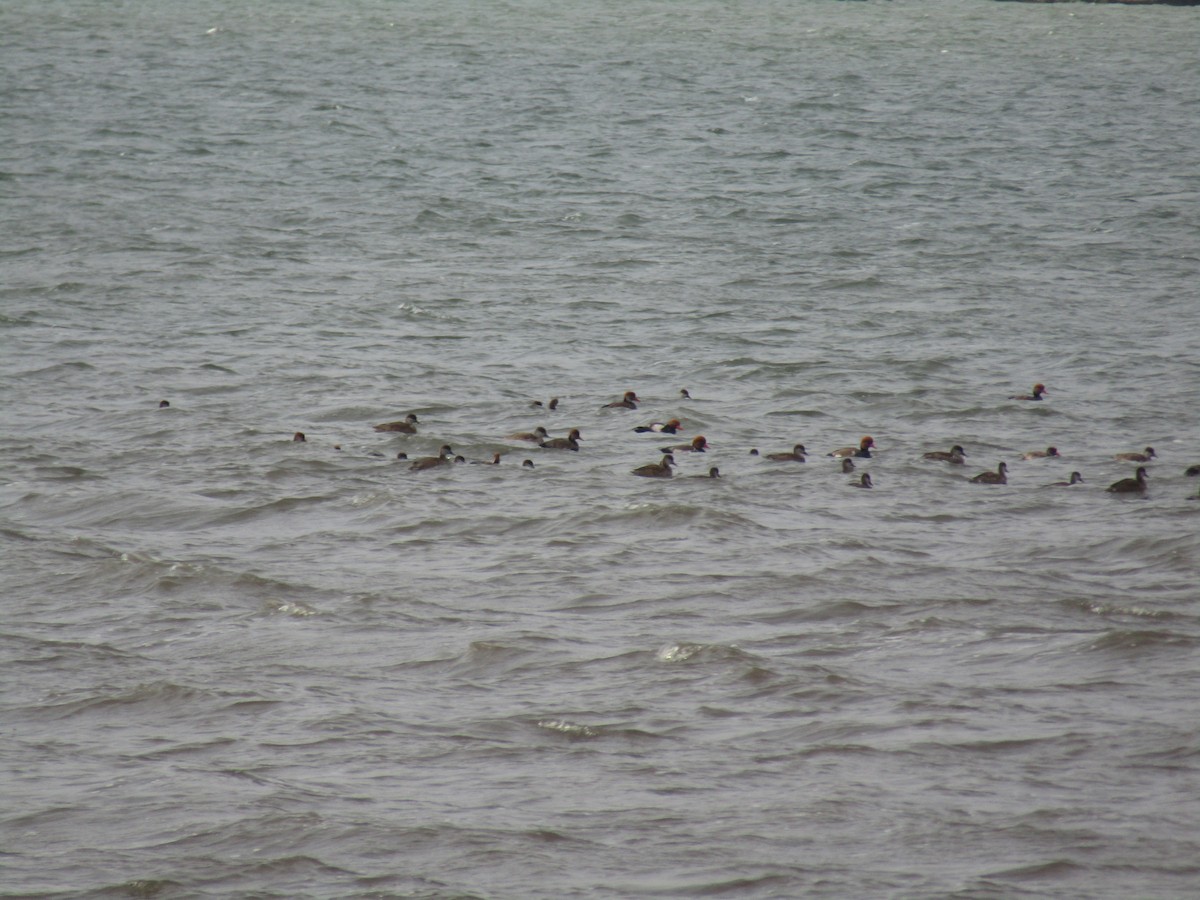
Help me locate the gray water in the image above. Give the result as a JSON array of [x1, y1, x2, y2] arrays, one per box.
[[3, 1, 1200, 897]]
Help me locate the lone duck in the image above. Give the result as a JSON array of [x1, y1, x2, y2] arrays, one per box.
[[679, 388, 693, 400], [634, 418, 682, 434], [540, 428, 582, 450], [829, 436, 875, 459], [508, 426, 549, 442], [689, 466, 720, 479], [374, 413, 419, 434], [766, 444, 806, 462], [1046, 472, 1084, 486], [410, 444, 454, 471], [1185, 464, 1200, 477], [292, 432, 307, 442], [632, 454, 676, 478], [1115, 447, 1156, 463], [1010, 383, 1047, 401], [1107, 467, 1148, 494], [851, 472, 873, 489], [971, 462, 1008, 484], [1022, 446, 1060, 460], [660, 435, 708, 454], [602, 391, 639, 409], [924, 445, 966, 464]]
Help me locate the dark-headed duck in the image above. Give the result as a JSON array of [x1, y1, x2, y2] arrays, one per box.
[[1023, 446, 1060, 460], [522, 459, 535, 469], [374, 413, 419, 433], [1107, 467, 1148, 494], [410, 444, 454, 471], [158, 400, 170, 408], [292, 432, 307, 442], [632, 454, 675, 478], [690, 466, 720, 479], [509, 426, 549, 442], [602, 391, 639, 409], [971, 462, 1008, 484], [1010, 383, 1047, 401], [1185, 464, 1200, 477], [766, 444, 806, 462], [470, 452, 502, 465], [1115, 447, 1155, 463], [529, 398, 560, 410], [829, 436, 875, 459], [851, 472, 873, 489], [540, 428, 582, 450], [924, 445, 966, 464], [679, 388, 692, 400], [841, 457, 856, 473], [1046, 472, 1084, 486], [634, 418, 682, 434], [660, 435, 708, 454]]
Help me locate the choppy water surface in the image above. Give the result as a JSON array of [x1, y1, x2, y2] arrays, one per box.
[[3, 0, 1200, 896]]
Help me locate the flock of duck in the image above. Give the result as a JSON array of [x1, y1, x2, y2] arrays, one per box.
[[161, 382, 1196, 497]]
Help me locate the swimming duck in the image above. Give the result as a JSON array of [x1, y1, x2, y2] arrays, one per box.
[[1009, 383, 1047, 401], [1107, 467, 1148, 494], [829, 436, 875, 459], [841, 457, 856, 473], [374, 414, 419, 434], [971, 462, 1008, 484], [1046, 472, 1084, 486], [522, 459, 535, 469], [660, 435, 708, 454], [851, 472, 873, 489], [602, 391, 639, 409], [508, 426, 549, 442], [1115, 447, 1156, 462], [923, 445, 966, 464], [158, 400, 170, 408], [632, 454, 676, 478], [634, 418, 682, 434], [765, 444, 806, 462], [410, 444, 454, 471], [689, 466, 721, 479], [539, 428, 582, 450], [396, 452, 408, 460], [1022, 446, 1060, 460], [1185, 464, 1200, 477], [679, 388, 692, 400], [292, 432, 307, 442], [469, 452, 502, 465], [529, 398, 560, 410]]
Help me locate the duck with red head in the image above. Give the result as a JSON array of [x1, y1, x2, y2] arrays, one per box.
[[1010, 383, 1047, 401], [602, 391, 639, 409], [660, 435, 708, 454], [829, 436, 875, 459]]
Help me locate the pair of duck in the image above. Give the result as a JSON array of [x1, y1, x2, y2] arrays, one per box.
[[749, 436, 876, 462], [507, 426, 583, 450], [604, 389, 693, 411]]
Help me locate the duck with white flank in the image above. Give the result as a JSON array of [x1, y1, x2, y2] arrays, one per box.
[[829, 436, 875, 459]]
